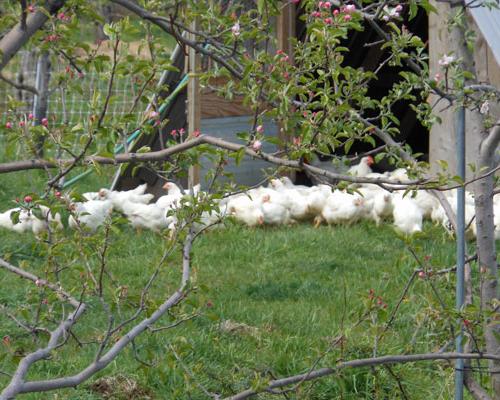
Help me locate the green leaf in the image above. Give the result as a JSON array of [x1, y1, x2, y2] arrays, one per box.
[[136, 146, 151, 153], [9, 210, 20, 225]]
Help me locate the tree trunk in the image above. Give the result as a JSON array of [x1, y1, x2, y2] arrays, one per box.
[[475, 124, 500, 395]]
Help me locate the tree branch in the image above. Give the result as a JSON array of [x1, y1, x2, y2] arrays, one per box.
[[109, 0, 244, 80], [224, 352, 500, 400], [0, 258, 80, 308], [0, 135, 428, 188], [0, 72, 38, 95], [0, 0, 67, 72], [2, 233, 194, 397]]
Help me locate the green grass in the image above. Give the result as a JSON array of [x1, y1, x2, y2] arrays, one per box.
[[0, 204, 478, 399], [0, 154, 486, 399]]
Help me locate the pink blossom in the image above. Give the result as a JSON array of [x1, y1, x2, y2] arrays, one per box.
[[78, 72, 84, 79], [149, 110, 159, 119], [58, 12, 66, 20], [344, 4, 356, 13], [333, 9, 340, 15], [231, 22, 241, 37], [293, 137, 301, 146], [344, 14, 352, 21], [395, 4, 403, 11], [323, 1, 331, 8], [252, 140, 262, 151], [45, 34, 59, 42], [41, 118, 48, 127], [192, 129, 201, 137], [256, 125, 264, 134], [283, 71, 290, 79], [276, 49, 284, 55], [318, 1, 324, 8], [19, 121, 25, 127], [28, 113, 34, 120], [170, 129, 178, 137], [433, 73, 441, 82], [311, 11, 321, 17], [179, 128, 186, 136], [324, 17, 333, 24], [5, 122, 12, 129]]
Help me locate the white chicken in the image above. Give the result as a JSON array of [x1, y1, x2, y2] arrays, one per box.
[[305, 184, 332, 216], [157, 182, 184, 210], [30, 205, 63, 236], [82, 192, 99, 201], [392, 194, 423, 235], [270, 178, 313, 221], [411, 190, 438, 219], [370, 191, 393, 225], [260, 193, 292, 225], [348, 156, 374, 177], [320, 190, 366, 225], [227, 195, 264, 227], [0, 208, 32, 233], [279, 176, 310, 194], [387, 168, 410, 183], [98, 186, 154, 213], [68, 200, 113, 231], [121, 201, 173, 232]]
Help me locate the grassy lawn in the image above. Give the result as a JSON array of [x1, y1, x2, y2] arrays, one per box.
[[0, 185, 474, 400]]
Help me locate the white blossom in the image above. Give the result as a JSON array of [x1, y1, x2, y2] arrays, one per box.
[[480, 100, 490, 115], [438, 54, 455, 67]]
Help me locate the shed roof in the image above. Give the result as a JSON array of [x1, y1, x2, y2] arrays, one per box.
[[470, 3, 500, 65]]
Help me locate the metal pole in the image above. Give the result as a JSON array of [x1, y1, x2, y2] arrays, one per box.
[[454, 105, 466, 400]]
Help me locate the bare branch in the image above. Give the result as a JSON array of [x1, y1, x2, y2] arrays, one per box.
[[0, 135, 426, 188], [0, 72, 38, 95], [224, 352, 500, 400], [2, 233, 194, 397], [0, 0, 67, 72], [0, 258, 80, 308]]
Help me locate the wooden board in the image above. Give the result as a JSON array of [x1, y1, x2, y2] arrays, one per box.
[[187, 20, 201, 187]]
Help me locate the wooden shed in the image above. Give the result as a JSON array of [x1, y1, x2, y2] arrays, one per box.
[[429, 2, 500, 178], [116, 3, 482, 193]]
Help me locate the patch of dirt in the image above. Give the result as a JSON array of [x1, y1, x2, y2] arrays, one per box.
[[219, 319, 260, 337], [89, 374, 155, 399]]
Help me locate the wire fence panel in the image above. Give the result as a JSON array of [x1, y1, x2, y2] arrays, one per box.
[[0, 51, 147, 127]]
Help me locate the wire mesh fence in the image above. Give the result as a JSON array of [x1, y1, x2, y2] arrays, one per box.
[[0, 51, 148, 127]]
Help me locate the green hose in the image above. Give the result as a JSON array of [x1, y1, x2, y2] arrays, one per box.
[[61, 74, 189, 189]]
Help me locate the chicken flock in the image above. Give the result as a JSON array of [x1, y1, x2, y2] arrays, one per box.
[[0, 156, 495, 238]]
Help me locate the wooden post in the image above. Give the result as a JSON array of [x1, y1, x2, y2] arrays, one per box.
[[277, 2, 296, 60], [276, 3, 296, 178], [187, 20, 201, 188]]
